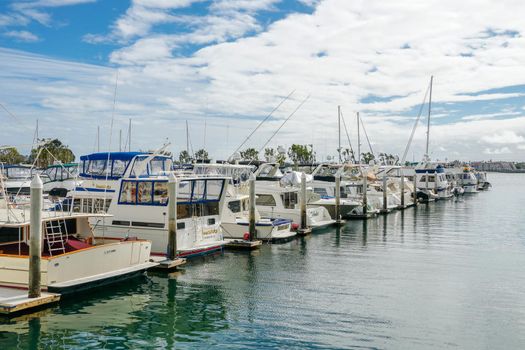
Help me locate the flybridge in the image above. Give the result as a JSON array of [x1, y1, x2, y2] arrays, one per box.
[[79, 152, 173, 180]]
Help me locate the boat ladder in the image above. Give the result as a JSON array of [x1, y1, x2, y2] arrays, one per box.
[[45, 219, 68, 256]]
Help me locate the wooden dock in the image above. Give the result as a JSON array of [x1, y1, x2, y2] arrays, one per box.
[[150, 257, 187, 270], [0, 287, 60, 316], [225, 239, 262, 250]]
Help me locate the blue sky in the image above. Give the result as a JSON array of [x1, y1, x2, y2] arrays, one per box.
[[1, 0, 525, 161]]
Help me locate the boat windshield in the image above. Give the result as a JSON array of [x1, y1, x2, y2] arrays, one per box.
[[3, 167, 32, 179], [193, 165, 254, 184], [130, 156, 173, 177]]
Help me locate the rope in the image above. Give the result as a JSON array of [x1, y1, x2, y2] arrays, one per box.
[[229, 90, 295, 161], [339, 109, 355, 163], [249, 94, 310, 166], [400, 82, 431, 164]]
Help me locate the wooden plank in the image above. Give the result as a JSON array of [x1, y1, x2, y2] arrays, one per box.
[[0, 288, 60, 315], [225, 240, 262, 250]]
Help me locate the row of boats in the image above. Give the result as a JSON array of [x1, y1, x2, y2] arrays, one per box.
[[0, 151, 491, 296]]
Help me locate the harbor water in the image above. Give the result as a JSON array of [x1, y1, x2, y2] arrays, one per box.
[[1, 173, 524, 349]]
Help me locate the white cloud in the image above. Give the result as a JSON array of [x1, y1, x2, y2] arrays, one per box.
[[484, 147, 512, 155], [3, 30, 39, 42], [462, 111, 521, 121], [482, 131, 525, 144], [517, 144, 525, 150], [3, 0, 525, 162]]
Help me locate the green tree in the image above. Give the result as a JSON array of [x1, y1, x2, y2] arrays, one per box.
[[264, 148, 275, 162], [360, 152, 375, 164], [29, 139, 75, 168], [0, 147, 26, 164], [342, 148, 354, 162], [179, 150, 192, 163], [240, 148, 259, 161], [288, 144, 315, 164], [194, 149, 209, 161]]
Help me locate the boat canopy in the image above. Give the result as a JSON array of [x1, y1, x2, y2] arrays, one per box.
[[80, 152, 146, 180], [0, 165, 35, 179], [42, 163, 79, 182]]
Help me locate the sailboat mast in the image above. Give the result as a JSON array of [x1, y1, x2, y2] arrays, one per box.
[[425, 75, 433, 157], [357, 112, 361, 164], [186, 120, 189, 154], [128, 118, 132, 151], [338, 105, 341, 163]]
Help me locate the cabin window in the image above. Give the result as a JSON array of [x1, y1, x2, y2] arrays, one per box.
[[177, 204, 192, 219], [177, 222, 185, 230], [282, 192, 298, 209], [112, 160, 128, 176], [228, 200, 241, 213], [314, 188, 328, 196], [178, 181, 192, 201], [112, 220, 130, 226], [150, 159, 165, 175], [94, 198, 111, 213], [205, 180, 224, 200], [192, 180, 206, 201], [193, 202, 219, 216], [81, 198, 94, 213], [130, 158, 148, 177], [0, 227, 22, 244], [256, 194, 276, 206], [88, 160, 109, 176], [120, 181, 137, 204], [138, 182, 153, 204], [208, 218, 216, 225], [153, 182, 168, 205]]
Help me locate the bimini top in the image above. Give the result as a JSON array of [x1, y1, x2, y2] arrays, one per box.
[[80, 152, 149, 180], [80, 152, 145, 161]]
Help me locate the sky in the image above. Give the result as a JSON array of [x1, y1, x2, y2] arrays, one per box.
[[0, 0, 525, 162]]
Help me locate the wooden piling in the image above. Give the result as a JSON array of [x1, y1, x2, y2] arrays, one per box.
[[167, 173, 178, 261], [400, 171, 405, 208], [297, 172, 311, 235], [28, 175, 43, 299], [362, 171, 368, 216], [249, 173, 257, 240], [335, 174, 341, 224], [413, 175, 418, 205], [382, 175, 388, 212]]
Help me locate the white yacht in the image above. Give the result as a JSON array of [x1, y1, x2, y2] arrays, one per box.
[[193, 163, 295, 242], [0, 202, 156, 294], [0, 164, 35, 195], [459, 166, 478, 193], [41, 163, 80, 196], [415, 162, 452, 200], [70, 154, 228, 258]]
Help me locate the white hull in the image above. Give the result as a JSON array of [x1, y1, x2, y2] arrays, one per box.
[[221, 220, 295, 241], [0, 239, 154, 292]]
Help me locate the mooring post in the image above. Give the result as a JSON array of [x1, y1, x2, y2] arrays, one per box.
[[298, 172, 311, 234], [362, 171, 368, 216], [425, 172, 429, 194], [413, 175, 418, 205], [400, 171, 405, 208], [28, 174, 43, 298], [167, 173, 178, 261], [382, 175, 388, 212], [434, 172, 438, 196], [249, 173, 257, 241], [335, 174, 341, 224]]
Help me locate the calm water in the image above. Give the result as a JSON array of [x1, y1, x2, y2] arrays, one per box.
[[2, 173, 525, 349]]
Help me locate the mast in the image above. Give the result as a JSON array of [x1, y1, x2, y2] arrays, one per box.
[[425, 75, 434, 158], [119, 129, 122, 152], [357, 112, 361, 164], [186, 120, 189, 154], [338, 105, 341, 163], [128, 118, 131, 151]]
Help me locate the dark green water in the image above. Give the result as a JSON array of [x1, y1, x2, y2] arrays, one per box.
[[1, 173, 525, 349]]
